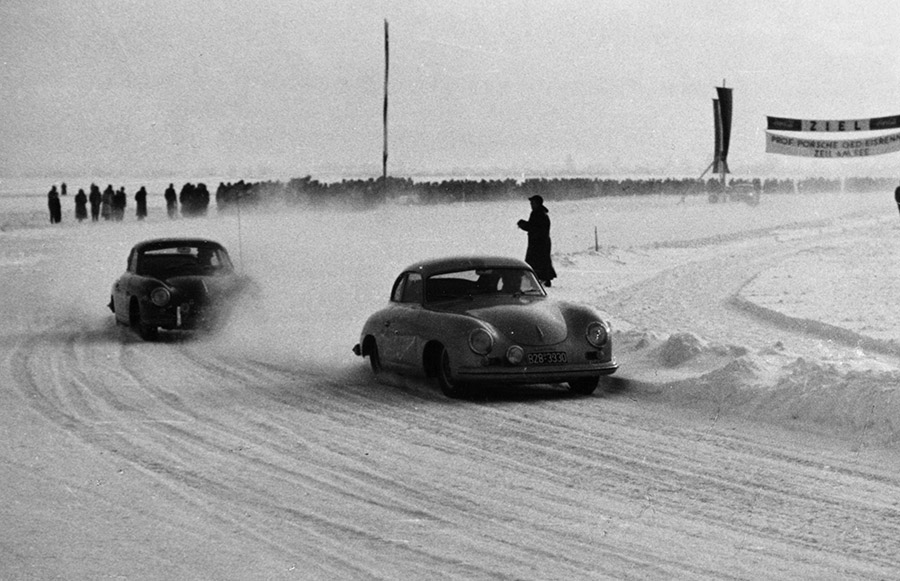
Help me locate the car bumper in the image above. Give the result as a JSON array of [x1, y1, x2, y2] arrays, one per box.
[[144, 303, 214, 330], [456, 360, 618, 384]]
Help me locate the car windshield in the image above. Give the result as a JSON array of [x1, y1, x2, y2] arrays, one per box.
[[137, 245, 234, 277], [425, 267, 544, 303]]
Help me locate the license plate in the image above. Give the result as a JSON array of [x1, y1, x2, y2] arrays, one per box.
[[526, 351, 568, 365]]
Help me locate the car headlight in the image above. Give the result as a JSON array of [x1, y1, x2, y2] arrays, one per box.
[[506, 345, 524, 365], [468, 328, 494, 355], [586, 321, 609, 348], [150, 287, 171, 307]]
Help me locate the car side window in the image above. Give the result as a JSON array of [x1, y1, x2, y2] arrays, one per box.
[[213, 249, 234, 272], [391, 273, 423, 303], [128, 251, 139, 273], [402, 273, 423, 303], [391, 276, 407, 302]]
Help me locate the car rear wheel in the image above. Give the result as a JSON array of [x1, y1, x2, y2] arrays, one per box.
[[568, 376, 599, 395], [437, 346, 467, 398]]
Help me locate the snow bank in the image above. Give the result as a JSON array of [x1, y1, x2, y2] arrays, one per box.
[[612, 327, 900, 445]]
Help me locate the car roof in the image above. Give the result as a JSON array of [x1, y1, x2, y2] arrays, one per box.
[[402, 256, 532, 277], [131, 238, 225, 253]]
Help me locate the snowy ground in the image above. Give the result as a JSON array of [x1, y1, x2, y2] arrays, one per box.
[[3, 190, 900, 579]]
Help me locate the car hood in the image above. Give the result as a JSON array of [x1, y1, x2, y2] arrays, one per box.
[[434, 299, 568, 346]]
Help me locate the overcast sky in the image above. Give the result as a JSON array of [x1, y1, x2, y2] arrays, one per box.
[[2, 1, 899, 181]]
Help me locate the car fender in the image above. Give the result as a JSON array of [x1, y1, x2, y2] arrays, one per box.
[[557, 300, 610, 331], [414, 309, 493, 374]]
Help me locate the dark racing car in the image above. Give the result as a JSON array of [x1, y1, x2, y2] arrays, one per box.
[[353, 256, 618, 397], [109, 237, 253, 340]]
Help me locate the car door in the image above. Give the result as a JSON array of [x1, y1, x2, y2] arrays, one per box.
[[379, 272, 424, 372]]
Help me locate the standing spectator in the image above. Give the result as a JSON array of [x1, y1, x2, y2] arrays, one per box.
[[196, 182, 210, 216], [135, 186, 148, 220], [74, 188, 88, 222], [113, 187, 127, 221], [47, 185, 62, 224], [894, 181, 900, 218], [179, 182, 194, 217], [60, 182, 67, 196], [89, 183, 101, 221], [216, 182, 226, 212], [516, 195, 557, 287], [164, 183, 177, 219], [179, 182, 211, 217], [101, 185, 114, 220]]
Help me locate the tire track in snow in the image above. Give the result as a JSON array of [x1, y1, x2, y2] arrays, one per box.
[[6, 305, 900, 577], [8, 323, 515, 576]]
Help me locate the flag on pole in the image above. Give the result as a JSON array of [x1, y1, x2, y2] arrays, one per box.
[[713, 98, 724, 174], [712, 86, 732, 174]]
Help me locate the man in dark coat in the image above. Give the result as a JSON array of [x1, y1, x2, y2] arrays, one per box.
[[74, 188, 88, 221], [47, 185, 62, 224], [113, 187, 127, 221], [135, 186, 148, 220], [179, 182, 196, 217], [89, 183, 101, 221], [195, 183, 210, 216], [164, 183, 177, 219], [517, 195, 557, 287], [894, 182, 900, 218], [101, 184, 114, 220]]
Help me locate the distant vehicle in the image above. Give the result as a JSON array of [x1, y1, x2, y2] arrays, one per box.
[[352, 256, 618, 397], [109, 238, 254, 340]]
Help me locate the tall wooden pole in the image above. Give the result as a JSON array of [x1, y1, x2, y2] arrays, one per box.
[[382, 19, 389, 197], [719, 79, 726, 191]]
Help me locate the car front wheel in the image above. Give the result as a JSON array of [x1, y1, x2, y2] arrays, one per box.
[[568, 376, 599, 395], [130, 302, 158, 341], [437, 346, 467, 398]]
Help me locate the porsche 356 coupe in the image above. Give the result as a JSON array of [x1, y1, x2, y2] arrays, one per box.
[[352, 256, 617, 397], [109, 237, 253, 340]]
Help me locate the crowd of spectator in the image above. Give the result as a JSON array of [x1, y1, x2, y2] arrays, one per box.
[[45, 175, 899, 223], [217, 175, 898, 209], [47, 181, 214, 224]]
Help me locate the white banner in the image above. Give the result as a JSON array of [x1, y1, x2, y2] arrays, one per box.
[[765, 130, 900, 158]]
